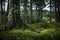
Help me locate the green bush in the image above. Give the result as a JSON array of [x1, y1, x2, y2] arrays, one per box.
[[0, 22, 60, 40], [28, 23, 41, 29], [0, 29, 40, 40], [28, 22, 56, 29], [39, 22, 58, 28], [51, 22, 60, 28], [0, 28, 60, 40], [28, 22, 60, 29], [40, 28, 60, 40]]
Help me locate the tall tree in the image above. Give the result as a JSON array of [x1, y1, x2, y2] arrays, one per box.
[[50, 0, 52, 23], [6, 0, 28, 30], [0, 0, 4, 25], [57, 1, 60, 22], [53, 0, 60, 22], [30, 0, 33, 23], [24, 0, 28, 24]]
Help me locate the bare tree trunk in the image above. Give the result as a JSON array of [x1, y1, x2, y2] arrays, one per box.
[[24, 0, 28, 24], [30, 0, 33, 23], [5, 0, 28, 30], [0, 0, 4, 25], [56, 2, 60, 22], [55, 1, 57, 22], [50, 0, 52, 23]]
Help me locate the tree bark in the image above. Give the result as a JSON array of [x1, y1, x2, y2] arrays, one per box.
[[55, 1, 60, 22], [6, 0, 28, 30], [23, 0, 28, 24], [0, 0, 4, 25], [30, 0, 33, 23]]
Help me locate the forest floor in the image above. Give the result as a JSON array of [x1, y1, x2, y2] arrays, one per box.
[[0, 22, 60, 40]]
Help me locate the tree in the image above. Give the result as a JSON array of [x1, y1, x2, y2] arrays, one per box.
[[5, 0, 28, 30], [24, 0, 28, 24], [34, 0, 45, 22], [53, 0, 60, 22], [0, 0, 4, 25], [30, 0, 33, 23]]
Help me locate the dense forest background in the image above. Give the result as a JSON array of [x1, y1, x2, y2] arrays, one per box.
[[0, 0, 60, 40]]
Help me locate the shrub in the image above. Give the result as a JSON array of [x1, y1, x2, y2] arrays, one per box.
[[50, 22, 60, 28], [28, 23, 41, 29], [39, 22, 55, 28], [0, 29, 40, 40], [0, 28, 60, 40], [40, 28, 60, 40]]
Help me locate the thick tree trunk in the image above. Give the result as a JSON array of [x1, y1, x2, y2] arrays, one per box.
[[5, 0, 28, 30]]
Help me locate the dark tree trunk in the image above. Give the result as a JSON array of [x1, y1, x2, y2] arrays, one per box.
[[24, 0, 28, 24], [37, 8, 42, 22], [55, 1, 60, 22], [30, 0, 33, 23], [55, 1, 57, 22], [1, 0, 4, 25], [5, 0, 28, 30], [50, 0, 52, 23], [57, 2, 60, 22]]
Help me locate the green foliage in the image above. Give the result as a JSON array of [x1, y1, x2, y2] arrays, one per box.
[[40, 28, 56, 36], [20, 9, 55, 23], [39, 22, 55, 28], [28, 23, 41, 29], [0, 28, 60, 40], [28, 22, 60, 29], [0, 29, 40, 40], [52, 22, 60, 28], [0, 23, 60, 40], [40, 28, 60, 40]]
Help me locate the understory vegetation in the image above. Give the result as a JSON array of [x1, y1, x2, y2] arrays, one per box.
[[0, 22, 60, 40]]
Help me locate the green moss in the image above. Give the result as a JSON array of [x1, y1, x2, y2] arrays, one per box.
[[0, 29, 40, 40], [28, 22, 60, 29], [40, 28, 60, 40], [40, 28, 56, 36], [0, 28, 60, 40], [28, 23, 41, 29], [0, 22, 60, 40]]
